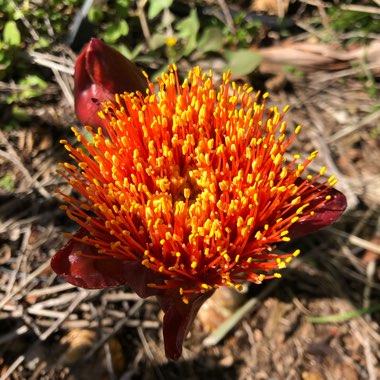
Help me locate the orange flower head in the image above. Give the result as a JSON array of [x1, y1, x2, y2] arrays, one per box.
[[58, 65, 346, 299], [53, 65, 346, 359]]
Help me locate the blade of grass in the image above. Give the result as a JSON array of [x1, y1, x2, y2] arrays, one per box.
[[307, 304, 380, 324]]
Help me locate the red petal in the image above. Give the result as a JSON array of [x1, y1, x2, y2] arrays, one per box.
[[51, 228, 165, 296], [51, 229, 215, 360], [85, 38, 147, 95], [74, 38, 147, 128], [288, 185, 347, 238], [157, 290, 214, 360]]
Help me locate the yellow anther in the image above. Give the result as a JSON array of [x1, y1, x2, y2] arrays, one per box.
[[219, 181, 229, 191], [296, 203, 309, 215], [247, 217, 254, 226], [273, 153, 282, 166], [274, 273, 282, 278], [291, 196, 301, 205]]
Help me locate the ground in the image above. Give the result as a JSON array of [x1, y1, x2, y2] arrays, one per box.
[[0, 1, 379, 379]]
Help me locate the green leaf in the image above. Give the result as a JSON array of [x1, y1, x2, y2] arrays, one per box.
[[148, 0, 173, 19], [103, 20, 129, 44], [198, 26, 224, 53], [6, 74, 49, 102], [224, 49, 262, 77], [307, 304, 380, 324], [20, 74, 48, 89], [115, 0, 130, 17], [117, 43, 144, 61], [12, 105, 31, 122], [150, 33, 166, 50], [116, 0, 130, 7], [176, 8, 199, 56], [0, 173, 15, 192], [88, 6, 104, 23], [176, 8, 199, 39], [3, 21, 21, 46]]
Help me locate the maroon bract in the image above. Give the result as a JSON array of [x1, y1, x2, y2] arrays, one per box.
[[51, 227, 214, 361], [74, 38, 147, 128], [53, 48, 347, 360]]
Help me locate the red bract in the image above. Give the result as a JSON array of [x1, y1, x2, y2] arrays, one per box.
[[74, 38, 147, 128], [51, 227, 214, 360], [53, 56, 346, 360]]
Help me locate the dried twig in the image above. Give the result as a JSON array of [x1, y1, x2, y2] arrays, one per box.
[[326, 109, 380, 144], [340, 4, 380, 15], [83, 299, 145, 361], [137, 326, 165, 380], [0, 131, 50, 199], [0, 290, 92, 380], [0, 325, 29, 345], [136, 0, 151, 45], [27, 283, 75, 297], [52, 67, 74, 108], [0, 261, 51, 310], [39, 290, 92, 341], [328, 228, 380, 255], [302, 103, 358, 210], [8, 0, 39, 41], [28, 51, 74, 75], [216, 0, 236, 34]]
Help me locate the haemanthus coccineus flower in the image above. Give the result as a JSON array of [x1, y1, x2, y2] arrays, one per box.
[[52, 64, 346, 360]]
